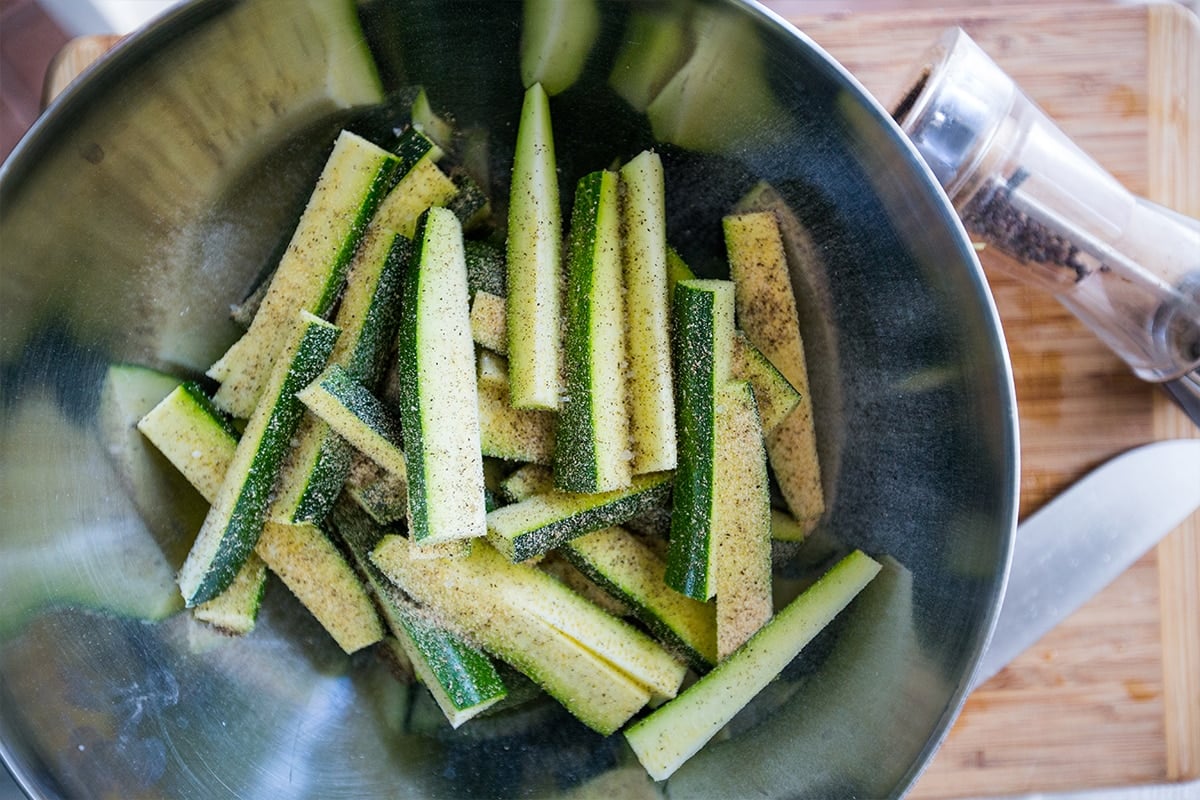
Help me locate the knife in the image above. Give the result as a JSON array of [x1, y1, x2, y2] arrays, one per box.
[[971, 438, 1200, 690]]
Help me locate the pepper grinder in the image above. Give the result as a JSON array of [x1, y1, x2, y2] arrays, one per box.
[[893, 27, 1200, 426]]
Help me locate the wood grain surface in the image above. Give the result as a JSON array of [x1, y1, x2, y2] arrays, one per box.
[[1148, 6, 1200, 785], [774, 3, 1200, 796], [39, 3, 1199, 796]]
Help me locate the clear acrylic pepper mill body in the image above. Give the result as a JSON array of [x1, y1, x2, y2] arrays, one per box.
[[894, 28, 1200, 425]]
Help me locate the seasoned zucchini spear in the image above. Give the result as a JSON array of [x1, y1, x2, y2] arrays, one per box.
[[396, 208, 488, 546]]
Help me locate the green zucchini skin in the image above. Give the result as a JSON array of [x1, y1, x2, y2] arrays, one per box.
[[271, 219, 410, 527], [344, 454, 409, 525], [464, 239, 507, 298], [387, 590, 509, 727], [486, 471, 673, 563], [192, 552, 268, 635], [370, 534, 678, 735], [555, 169, 631, 494], [447, 172, 492, 232], [331, 502, 509, 728], [177, 381, 241, 440], [665, 279, 735, 600], [272, 422, 354, 525], [730, 331, 801, 437], [136, 380, 239, 506], [337, 232, 412, 388], [134, 382, 270, 633], [179, 311, 341, 606], [396, 207, 488, 545], [563, 527, 717, 671], [390, 127, 438, 177], [298, 364, 407, 478], [209, 132, 401, 417], [625, 550, 881, 781]]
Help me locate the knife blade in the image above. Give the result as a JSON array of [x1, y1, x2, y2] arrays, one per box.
[[971, 438, 1200, 690]]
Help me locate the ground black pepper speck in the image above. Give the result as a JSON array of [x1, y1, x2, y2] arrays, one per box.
[[960, 171, 1092, 281]]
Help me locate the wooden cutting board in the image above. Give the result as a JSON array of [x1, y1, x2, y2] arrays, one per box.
[[43, 3, 1198, 797], [768, 3, 1200, 796]]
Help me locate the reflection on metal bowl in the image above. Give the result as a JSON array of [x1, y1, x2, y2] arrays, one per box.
[[0, 1, 1017, 797]]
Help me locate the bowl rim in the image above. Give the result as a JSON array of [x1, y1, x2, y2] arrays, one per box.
[[0, 0, 1020, 796]]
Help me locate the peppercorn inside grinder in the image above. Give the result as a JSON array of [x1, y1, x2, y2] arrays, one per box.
[[894, 27, 1200, 425]]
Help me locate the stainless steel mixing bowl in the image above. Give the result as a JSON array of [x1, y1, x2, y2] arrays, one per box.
[[0, 0, 1018, 797]]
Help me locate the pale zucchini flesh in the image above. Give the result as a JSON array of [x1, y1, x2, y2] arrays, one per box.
[[538, 550, 632, 619], [371, 535, 660, 735], [645, 7, 788, 154], [506, 83, 563, 410], [766, 404, 825, 532], [192, 552, 268, 635], [624, 550, 881, 781], [770, 508, 808, 542], [609, 4, 691, 112], [723, 212, 808, 390], [372, 157, 459, 239], [665, 245, 697, 293], [397, 207, 488, 544], [712, 381, 773, 660], [297, 364, 407, 479], [555, 169, 631, 494], [477, 366, 557, 465], [446, 542, 686, 702], [96, 364, 211, 581], [208, 131, 400, 417], [254, 520, 384, 654], [724, 210, 825, 529], [133, 378, 269, 632], [470, 290, 508, 355], [136, 380, 238, 506], [498, 462, 556, 503], [476, 348, 511, 391], [619, 150, 677, 475], [179, 311, 340, 606], [332, 502, 508, 728], [408, 89, 452, 156], [565, 527, 717, 670]]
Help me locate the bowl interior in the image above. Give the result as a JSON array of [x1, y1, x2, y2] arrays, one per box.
[[0, 1, 1017, 797]]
